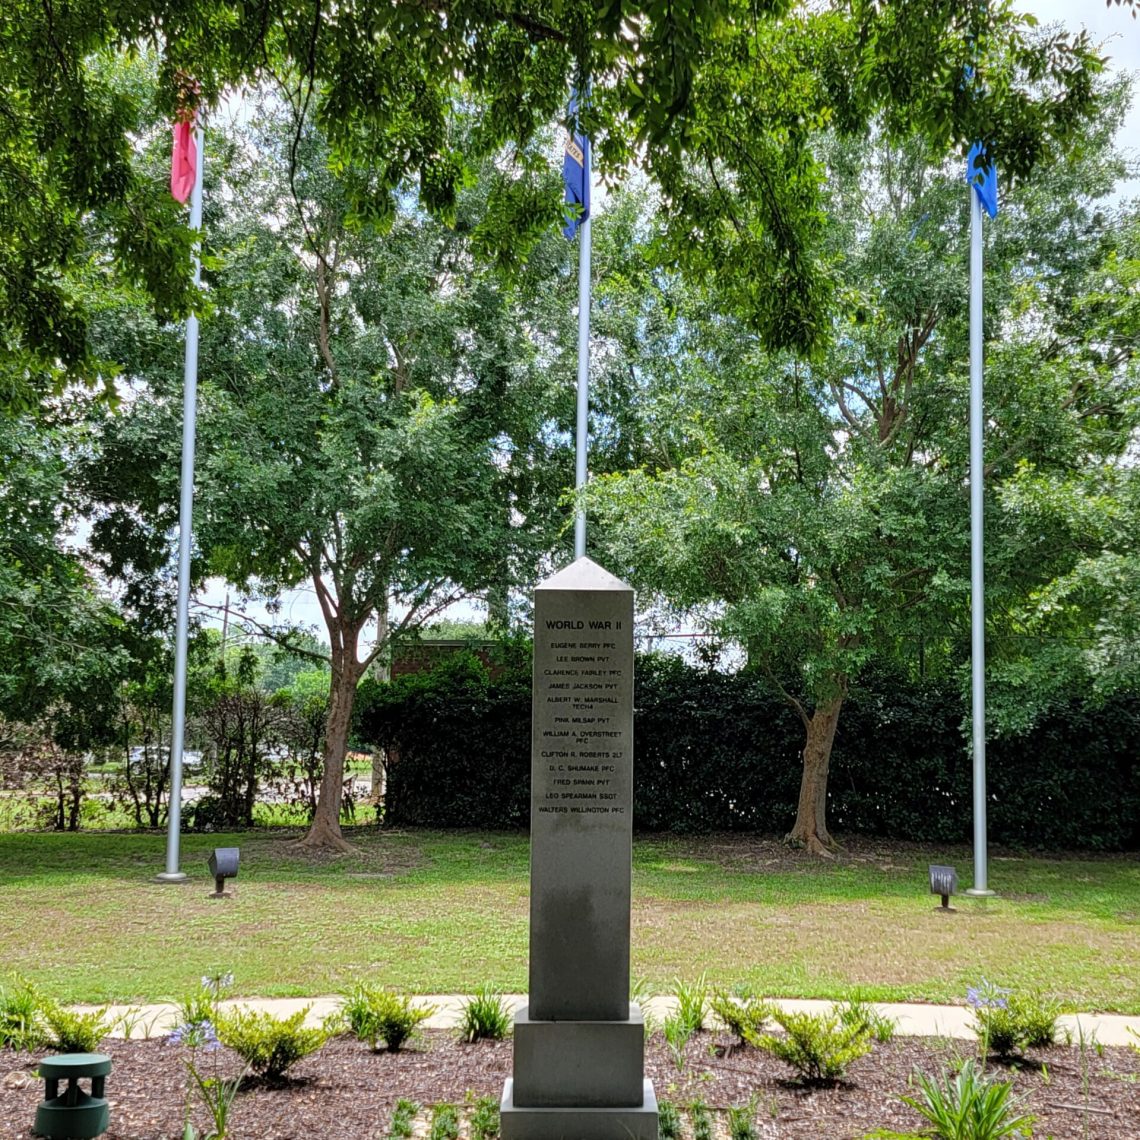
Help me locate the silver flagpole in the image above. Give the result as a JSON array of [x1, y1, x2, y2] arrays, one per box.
[[158, 119, 205, 883], [966, 178, 994, 897], [573, 126, 592, 560]]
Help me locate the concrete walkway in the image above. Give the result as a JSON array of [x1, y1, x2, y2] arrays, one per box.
[[89, 995, 1140, 1048]]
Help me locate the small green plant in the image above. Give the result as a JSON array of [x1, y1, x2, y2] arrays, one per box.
[[458, 986, 512, 1043], [215, 1006, 327, 1080], [0, 976, 47, 1051], [838, 996, 897, 1044], [901, 1059, 1035, 1139], [727, 1099, 757, 1140], [469, 1094, 500, 1140], [389, 1098, 420, 1139], [662, 1012, 695, 1072], [631, 977, 658, 1038], [1076, 1021, 1102, 1140], [115, 1006, 146, 1040], [689, 1097, 713, 1140], [658, 1099, 681, 1140], [710, 987, 772, 1046], [672, 973, 708, 1034], [968, 981, 1061, 1058], [43, 1004, 115, 1052], [340, 985, 435, 1052], [754, 1008, 873, 1084], [430, 1103, 460, 1140]]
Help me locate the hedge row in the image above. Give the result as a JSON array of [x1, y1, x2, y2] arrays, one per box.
[[354, 656, 1140, 850]]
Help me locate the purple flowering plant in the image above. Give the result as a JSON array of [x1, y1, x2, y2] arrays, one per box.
[[966, 980, 1010, 1011], [169, 977, 246, 1140]]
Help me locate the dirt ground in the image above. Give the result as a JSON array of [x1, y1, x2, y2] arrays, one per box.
[[3, 1026, 1138, 1139]]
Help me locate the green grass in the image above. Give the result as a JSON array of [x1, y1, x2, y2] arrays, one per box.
[[0, 829, 1136, 1011]]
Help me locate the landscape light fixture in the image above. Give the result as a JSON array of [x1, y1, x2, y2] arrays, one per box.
[[929, 864, 958, 911], [207, 847, 239, 897]]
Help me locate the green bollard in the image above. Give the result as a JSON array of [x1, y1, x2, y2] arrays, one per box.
[[34, 1053, 112, 1139]]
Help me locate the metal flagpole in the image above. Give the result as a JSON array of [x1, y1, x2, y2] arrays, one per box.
[[157, 118, 205, 883], [573, 127, 592, 560], [966, 176, 994, 897]]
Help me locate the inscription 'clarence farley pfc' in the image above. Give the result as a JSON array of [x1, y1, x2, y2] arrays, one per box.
[[501, 557, 656, 1140]]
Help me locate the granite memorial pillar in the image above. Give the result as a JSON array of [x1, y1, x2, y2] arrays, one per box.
[[501, 557, 657, 1140]]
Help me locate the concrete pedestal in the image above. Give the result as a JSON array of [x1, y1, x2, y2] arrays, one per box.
[[501, 1079, 658, 1140]]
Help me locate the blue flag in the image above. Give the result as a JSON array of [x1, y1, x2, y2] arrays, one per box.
[[562, 94, 590, 239], [966, 143, 998, 219]]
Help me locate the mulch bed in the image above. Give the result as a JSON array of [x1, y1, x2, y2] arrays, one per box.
[[3, 1029, 1138, 1139]]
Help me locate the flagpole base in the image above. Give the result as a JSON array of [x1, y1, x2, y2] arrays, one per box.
[[154, 871, 189, 884], [964, 887, 996, 898]]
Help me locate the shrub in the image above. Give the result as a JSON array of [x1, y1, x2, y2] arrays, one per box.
[[469, 1094, 500, 1140], [901, 1060, 1035, 1139], [658, 1100, 681, 1140], [389, 1098, 420, 1140], [1010, 991, 1062, 1050], [215, 1006, 327, 1079], [458, 986, 512, 1043], [754, 1008, 873, 1084], [43, 1004, 114, 1052], [969, 983, 1061, 1057], [0, 977, 48, 1051], [710, 987, 773, 1046], [340, 986, 435, 1052], [838, 997, 896, 1044]]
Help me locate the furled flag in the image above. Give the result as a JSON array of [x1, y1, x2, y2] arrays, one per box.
[[171, 117, 197, 204], [562, 93, 590, 239], [966, 142, 998, 219]]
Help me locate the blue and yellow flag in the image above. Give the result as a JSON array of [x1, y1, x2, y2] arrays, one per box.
[[563, 94, 590, 239], [966, 143, 998, 219]]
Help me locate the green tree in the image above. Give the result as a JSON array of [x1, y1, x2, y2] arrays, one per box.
[[588, 90, 1140, 853], [0, 1, 1105, 415], [83, 108, 572, 848]]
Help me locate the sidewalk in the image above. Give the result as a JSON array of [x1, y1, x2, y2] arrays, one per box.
[[88, 994, 1140, 1048]]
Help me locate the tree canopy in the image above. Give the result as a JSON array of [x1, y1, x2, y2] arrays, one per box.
[[1, 1, 1106, 414], [586, 82, 1140, 852]]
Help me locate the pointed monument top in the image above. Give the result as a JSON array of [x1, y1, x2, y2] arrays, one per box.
[[536, 556, 632, 593]]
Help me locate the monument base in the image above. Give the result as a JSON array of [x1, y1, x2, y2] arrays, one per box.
[[512, 1004, 645, 1106], [500, 1078, 658, 1140]]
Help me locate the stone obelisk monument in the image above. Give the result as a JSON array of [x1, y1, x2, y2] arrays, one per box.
[[500, 557, 657, 1140]]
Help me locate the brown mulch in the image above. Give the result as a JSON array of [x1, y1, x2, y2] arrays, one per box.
[[4, 1030, 1139, 1139]]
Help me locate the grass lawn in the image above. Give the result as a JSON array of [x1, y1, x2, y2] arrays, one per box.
[[0, 828, 1136, 1012]]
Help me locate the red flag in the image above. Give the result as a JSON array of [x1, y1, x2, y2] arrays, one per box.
[[171, 119, 197, 204]]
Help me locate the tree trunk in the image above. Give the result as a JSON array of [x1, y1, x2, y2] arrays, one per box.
[[369, 600, 389, 806], [300, 621, 365, 852], [786, 694, 845, 856]]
